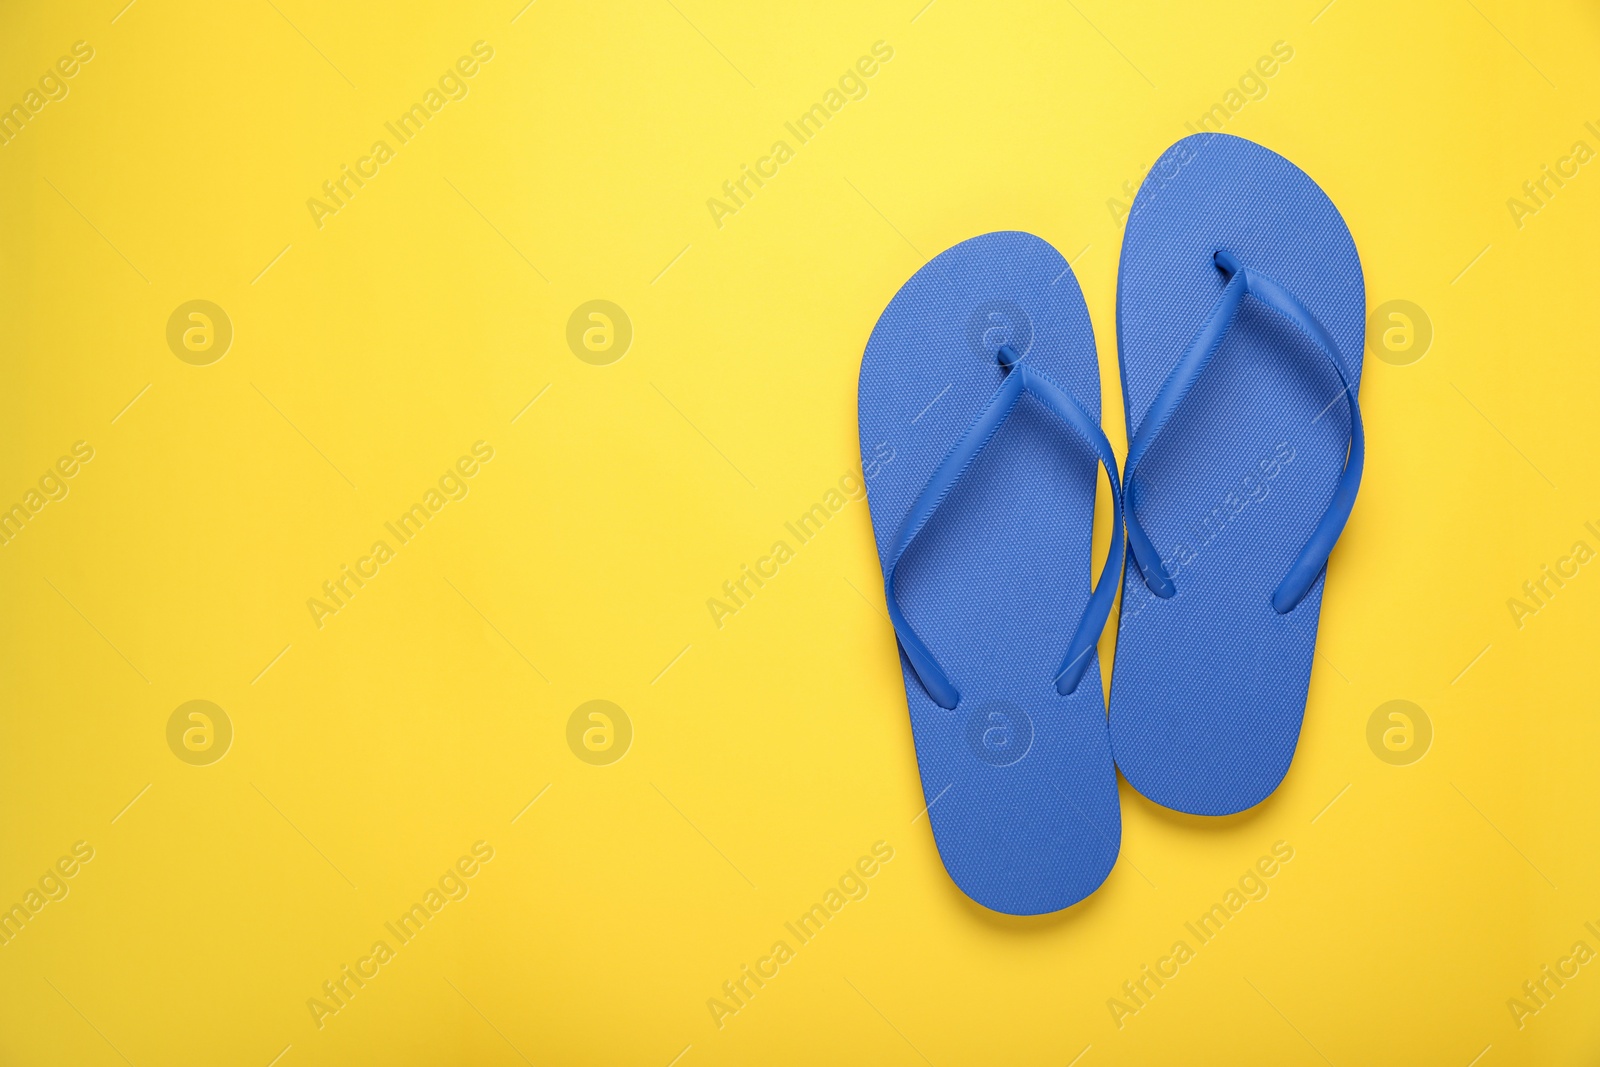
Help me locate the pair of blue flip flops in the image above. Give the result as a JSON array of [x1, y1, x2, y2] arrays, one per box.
[[858, 134, 1365, 915]]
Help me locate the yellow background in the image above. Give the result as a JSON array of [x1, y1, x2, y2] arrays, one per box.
[[2, 0, 1598, 1063]]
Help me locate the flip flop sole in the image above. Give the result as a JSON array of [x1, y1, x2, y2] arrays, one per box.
[[1110, 134, 1365, 816], [859, 231, 1120, 914]]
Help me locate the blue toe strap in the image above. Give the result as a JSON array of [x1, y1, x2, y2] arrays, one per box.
[[1123, 249, 1364, 613], [884, 349, 1125, 710]]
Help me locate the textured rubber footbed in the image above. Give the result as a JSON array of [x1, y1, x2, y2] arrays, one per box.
[[1109, 134, 1365, 816], [858, 230, 1119, 915]]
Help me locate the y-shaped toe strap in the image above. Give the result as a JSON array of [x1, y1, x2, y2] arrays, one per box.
[[1123, 249, 1364, 613], [884, 346, 1124, 710]]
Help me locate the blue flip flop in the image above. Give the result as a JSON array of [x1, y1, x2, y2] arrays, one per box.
[[1109, 134, 1365, 816], [858, 231, 1125, 914]]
